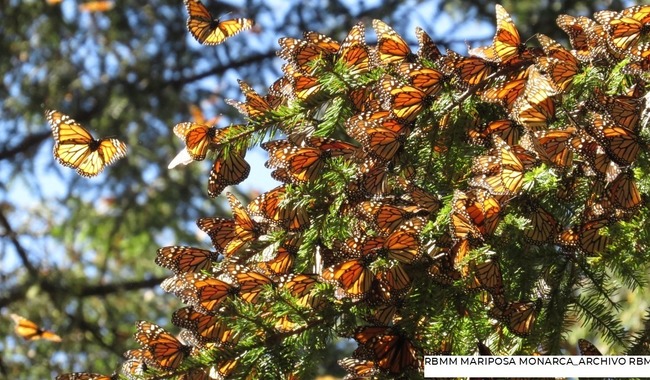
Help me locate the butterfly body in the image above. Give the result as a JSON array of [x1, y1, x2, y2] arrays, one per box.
[[184, 0, 254, 45]]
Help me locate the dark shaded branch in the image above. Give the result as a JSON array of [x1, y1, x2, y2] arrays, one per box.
[[0, 209, 38, 276], [170, 50, 278, 86], [0, 131, 50, 161], [78, 276, 167, 297]]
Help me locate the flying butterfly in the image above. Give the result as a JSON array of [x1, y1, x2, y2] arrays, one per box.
[[10, 313, 62, 342], [184, 0, 254, 45], [134, 321, 190, 370], [46, 110, 127, 177], [173, 121, 227, 161]]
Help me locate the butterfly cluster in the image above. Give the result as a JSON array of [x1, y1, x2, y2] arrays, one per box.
[[59, 4, 650, 379]]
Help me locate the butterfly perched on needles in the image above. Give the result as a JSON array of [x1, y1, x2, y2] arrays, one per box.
[[134, 320, 191, 371], [184, 0, 254, 46], [10, 313, 62, 342], [46, 110, 127, 177]]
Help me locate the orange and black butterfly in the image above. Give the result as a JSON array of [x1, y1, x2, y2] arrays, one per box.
[[511, 68, 557, 131], [279, 273, 324, 309], [536, 33, 579, 92], [208, 147, 250, 198], [380, 75, 431, 123], [556, 14, 607, 63], [607, 171, 642, 212], [398, 178, 442, 214], [480, 74, 528, 110], [578, 339, 603, 356], [528, 127, 576, 168], [372, 19, 416, 66], [278, 32, 339, 74], [155, 245, 218, 274], [162, 272, 237, 313], [468, 119, 521, 147], [196, 217, 236, 254], [247, 185, 310, 232], [469, 4, 530, 64], [227, 79, 275, 119], [46, 109, 127, 177], [332, 251, 377, 299], [228, 264, 275, 304], [134, 321, 190, 370], [589, 88, 642, 130], [557, 217, 611, 255], [346, 110, 410, 163], [594, 6, 650, 56], [359, 200, 427, 235], [353, 326, 419, 374], [336, 22, 372, 76], [570, 130, 621, 182], [173, 121, 226, 161], [415, 26, 442, 63], [338, 357, 380, 379], [470, 136, 526, 195], [398, 63, 445, 97], [257, 244, 297, 276], [523, 203, 560, 245], [172, 307, 238, 346], [184, 0, 254, 45], [443, 49, 497, 87], [585, 112, 640, 167], [10, 313, 62, 342], [468, 258, 504, 296], [489, 299, 541, 337], [225, 192, 265, 256]]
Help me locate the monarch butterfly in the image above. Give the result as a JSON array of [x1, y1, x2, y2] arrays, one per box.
[[372, 19, 416, 66], [155, 245, 218, 274], [208, 147, 250, 198], [578, 339, 603, 356], [570, 130, 621, 182], [257, 244, 297, 276], [10, 313, 62, 342], [450, 192, 483, 243], [480, 75, 528, 110], [134, 321, 190, 370], [359, 200, 427, 235], [247, 185, 310, 232], [380, 75, 431, 122], [332, 250, 378, 299], [77, 1, 114, 12], [184, 0, 254, 45], [523, 203, 560, 245], [346, 159, 393, 199], [278, 31, 340, 74], [443, 49, 497, 87], [536, 33, 579, 92], [172, 121, 226, 162], [346, 110, 410, 163], [336, 22, 372, 76], [556, 14, 607, 63], [607, 171, 642, 211], [121, 349, 153, 377], [196, 217, 236, 254], [280, 273, 323, 309], [172, 307, 238, 346], [586, 112, 640, 167], [225, 192, 265, 256], [415, 26, 442, 62], [557, 217, 611, 255], [163, 272, 237, 313], [46, 110, 127, 177], [462, 188, 503, 237], [489, 299, 541, 337], [470, 135, 526, 195], [590, 87, 642, 130], [228, 264, 275, 303], [338, 358, 380, 379], [398, 63, 445, 97], [468, 119, 521, 147], [353, 326, 419, 374], [379, 229, 421, 264], [469, 5, 529, 64], [530, 128, 576, 168], [398, 178, 442, 214], [227, 80, 274, 119], [511, 69, 557, 131], [56, 373, 115, 380], [377, 264, 412, 297], [594, 6, 650, 56], [469, 258, 504, 297]]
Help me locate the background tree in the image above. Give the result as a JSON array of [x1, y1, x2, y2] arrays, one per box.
[[0, 0, 644, 379]]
